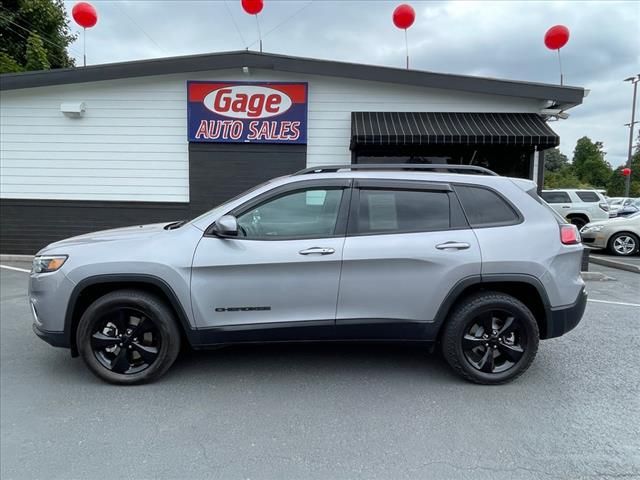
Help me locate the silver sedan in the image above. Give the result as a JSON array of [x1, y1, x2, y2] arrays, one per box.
[[581, 211, 640, 256]]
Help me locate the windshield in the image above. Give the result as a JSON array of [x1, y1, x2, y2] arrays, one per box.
[[608, 198, 624, 205]]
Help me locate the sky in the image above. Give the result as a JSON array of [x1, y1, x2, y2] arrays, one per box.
[[62, 0, 640, 167]]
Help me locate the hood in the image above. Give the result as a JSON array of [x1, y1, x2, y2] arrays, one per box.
[[41, 222, 171, 251]]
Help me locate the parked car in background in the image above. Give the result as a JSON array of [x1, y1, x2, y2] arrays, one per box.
[[607, 197, 638, 216], [613, 198, 640, 217], [540, 189, 610, 228], [581, 211, 640, 256]]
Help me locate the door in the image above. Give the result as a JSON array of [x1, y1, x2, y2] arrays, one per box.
[[191, 180, 351, 337], [336, 180, 481, 339]]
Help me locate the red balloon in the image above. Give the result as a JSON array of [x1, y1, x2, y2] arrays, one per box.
[[393, 4, 415, 30], [622, 167, 632, 176], [72, 2, 97, 29], [544, 25, 569, 50], [241, 0, 263, 15]]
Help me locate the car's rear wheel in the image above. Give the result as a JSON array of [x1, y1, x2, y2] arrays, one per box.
[[76, 290, 181, 385], [567, 216, 588, 229], [442, 292, 539, 385], [608, 232, 639, 256]]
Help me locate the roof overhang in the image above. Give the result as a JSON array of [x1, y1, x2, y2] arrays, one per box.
[[0, 51, 585, 110]]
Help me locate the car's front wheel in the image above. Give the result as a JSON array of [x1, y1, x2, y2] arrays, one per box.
[[608, 232, 639, 256], [76, 290, 181, 385], [442, 292, 539, 385]]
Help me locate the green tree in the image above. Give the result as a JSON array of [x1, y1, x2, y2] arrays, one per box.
[[544, 148, 570, 172], [24, 32, 49, 70], [607, 133, 640, 197], [0, 0, 76, 73], [572, 136, 613, 188]]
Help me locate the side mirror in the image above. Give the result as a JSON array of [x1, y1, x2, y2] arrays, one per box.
[[213, 215, 238, 237]]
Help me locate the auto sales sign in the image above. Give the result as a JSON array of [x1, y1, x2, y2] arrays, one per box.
[[187, 81, 308, 144]]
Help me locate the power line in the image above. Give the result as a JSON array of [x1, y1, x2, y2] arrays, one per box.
[[1, 23, 76, 67], [111, 2, 167, 54], [0, 10, 83, 57], [223, 0, 248, 49], [247, 0, 314, 50]]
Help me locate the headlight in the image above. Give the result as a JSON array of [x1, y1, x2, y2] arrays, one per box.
[[32, 255, 68, 273], [581, 225, 603, 233]]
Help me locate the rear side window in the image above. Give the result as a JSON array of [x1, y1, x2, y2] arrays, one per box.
[[455, 185, 520, 227], [576, 191, 600, 202], [355, 189, 450, 234], [541, 191, 571, 203]]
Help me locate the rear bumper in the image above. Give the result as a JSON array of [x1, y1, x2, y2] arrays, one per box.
[[545, 287, 587, 339], [32, 323, 69, 348]]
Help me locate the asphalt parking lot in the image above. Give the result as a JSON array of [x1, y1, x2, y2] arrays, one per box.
[[1, 262, 639, 480]]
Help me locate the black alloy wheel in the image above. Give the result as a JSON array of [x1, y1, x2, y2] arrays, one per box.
[[77, 290, 181, 385], [91, 308, 161, 375], [461, 310, 526, 374], [442, 292, 539, 385]]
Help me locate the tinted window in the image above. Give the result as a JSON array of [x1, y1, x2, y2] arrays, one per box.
[[456, 185, 520, 227], [541, 191, 571, 203], [576, 191, 600, 202], [355, 189, 450, 234], [237, 188, 343, 238]]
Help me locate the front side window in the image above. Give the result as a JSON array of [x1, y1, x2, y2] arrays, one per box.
[[236, 188, 344, 239], [355, 189, 450, 234]]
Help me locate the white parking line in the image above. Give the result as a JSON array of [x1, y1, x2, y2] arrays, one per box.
[[588, 299, 640, 308], [0, 265, 30, 273]]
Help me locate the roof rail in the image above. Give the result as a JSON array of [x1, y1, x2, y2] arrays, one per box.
[[294, 164, 499, 176]]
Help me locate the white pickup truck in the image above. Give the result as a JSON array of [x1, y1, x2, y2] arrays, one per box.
[[541, 189, 611, 229]]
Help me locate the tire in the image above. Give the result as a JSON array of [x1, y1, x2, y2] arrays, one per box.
[[568, 216, 587, 229], [441, 292, 539, 385], [607, 232, 639, 256], [76, 290, 181, 385]]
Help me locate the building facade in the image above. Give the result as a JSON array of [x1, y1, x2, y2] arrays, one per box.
[[0, 51, 585, 254]]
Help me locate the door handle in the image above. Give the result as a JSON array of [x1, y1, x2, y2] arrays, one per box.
[[299, 247, 335, 255], [436, 241, 470, 250], [562, 206, 570, 209]]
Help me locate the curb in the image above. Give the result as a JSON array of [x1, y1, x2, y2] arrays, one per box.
[[581, 271, 615, 281], [0, 254, 34, 262], [589, 256, 640, 274]]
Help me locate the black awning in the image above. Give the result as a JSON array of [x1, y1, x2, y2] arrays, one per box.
[[351, 112, 559, 149]]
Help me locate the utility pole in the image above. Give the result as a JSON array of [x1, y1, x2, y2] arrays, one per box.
[[624, 74, 640, 197]]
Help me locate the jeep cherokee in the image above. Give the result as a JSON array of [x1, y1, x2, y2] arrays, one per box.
[[30, 164, 587, 385]]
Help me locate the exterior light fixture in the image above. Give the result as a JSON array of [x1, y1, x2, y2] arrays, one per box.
[[60, 102, 86, 118]]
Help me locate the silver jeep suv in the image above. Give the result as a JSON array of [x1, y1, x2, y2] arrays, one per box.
[[30, 164, 587, 385]]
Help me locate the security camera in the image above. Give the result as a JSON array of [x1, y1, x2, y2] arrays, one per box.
[[540, 108, 562, 116]]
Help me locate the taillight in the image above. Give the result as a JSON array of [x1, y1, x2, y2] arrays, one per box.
[[560, 224, 581, 245], [599, 202, 609, 212]]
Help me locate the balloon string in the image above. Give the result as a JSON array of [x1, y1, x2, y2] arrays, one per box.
[[255, 14, 262, 53], [557, 49, 563, 85], [83, 27, 86, 67], [405, 28, 409, 69]]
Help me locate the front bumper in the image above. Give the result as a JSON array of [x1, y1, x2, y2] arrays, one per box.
[[32, 323, 69, 348], [545, 287, 587, 339], [580, 232, 608, 249]]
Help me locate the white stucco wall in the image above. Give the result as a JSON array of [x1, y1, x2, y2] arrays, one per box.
[[0, 68, 545, 202]]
